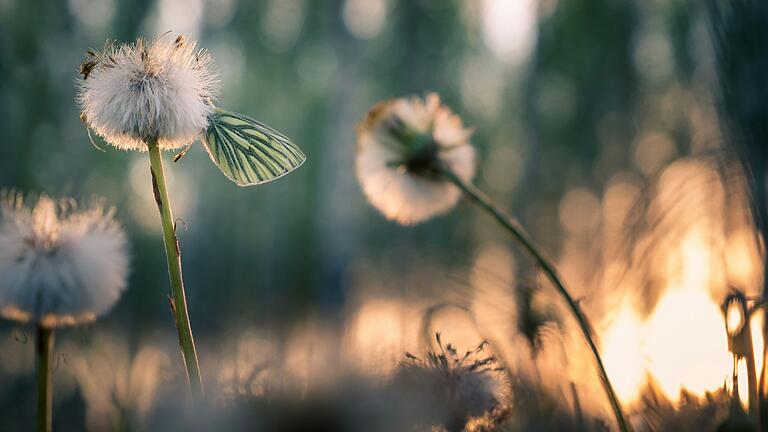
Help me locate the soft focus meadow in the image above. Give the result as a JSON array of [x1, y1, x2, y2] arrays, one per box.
[[1, 0, 767, 431]]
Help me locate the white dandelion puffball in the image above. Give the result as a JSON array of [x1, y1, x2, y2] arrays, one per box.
[[0, 193, 129, 327], [77, 35, 220, 151], [356, 93, 476, 225]]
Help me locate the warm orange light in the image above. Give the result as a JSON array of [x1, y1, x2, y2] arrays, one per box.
[[601, 231, 734, 405], [602, 301, 646, 402], [725, 300, 745, 337], [643, 285, 731, 400]]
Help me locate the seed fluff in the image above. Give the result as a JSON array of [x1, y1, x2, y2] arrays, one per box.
[[393, 334, 508, 431], [77, 35, 220, 151], [0, 192, 129, 327], [356, 93, 476, 225]]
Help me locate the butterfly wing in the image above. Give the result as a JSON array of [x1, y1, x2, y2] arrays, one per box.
[[202, 108, 306, 186]]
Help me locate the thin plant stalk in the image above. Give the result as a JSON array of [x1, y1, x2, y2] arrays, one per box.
[[147, 139, 204, 398], [36, 325, 53, 432], [570, 382, 586, 431], [441, 168, 632, 432], [744, 317, 758, 420]]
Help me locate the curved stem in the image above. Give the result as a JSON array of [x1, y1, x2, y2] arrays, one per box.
[[36, 325, 53, 432], [147, 140, 204, 398], [442, 168, 632, 432]]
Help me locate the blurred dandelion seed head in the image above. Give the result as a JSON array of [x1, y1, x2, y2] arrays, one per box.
[[394, 335, 507, 430], [77, 35, 220, 151], [65, 334, 172, 431], [356, 93, 476, 225], [0, 192, 129, 327]]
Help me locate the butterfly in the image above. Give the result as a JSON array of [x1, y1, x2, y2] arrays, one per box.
[[201, 108, 306, 186]]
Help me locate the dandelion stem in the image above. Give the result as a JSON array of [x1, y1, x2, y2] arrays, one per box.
[[36, 325, 53, 432], [147, 140, 204, 398], [441, 168, 633, 432]]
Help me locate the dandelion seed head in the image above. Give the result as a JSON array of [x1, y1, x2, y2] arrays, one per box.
[[356, 93, 476, 225], [393, 335, 508, 430], [77, 35, 220, 151], [0, 192, 129, 327]]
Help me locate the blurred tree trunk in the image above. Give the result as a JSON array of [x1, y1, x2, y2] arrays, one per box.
[[2, 0, 62, 189]]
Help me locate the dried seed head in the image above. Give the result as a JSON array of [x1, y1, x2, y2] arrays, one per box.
[[393, 334, 508, 431]]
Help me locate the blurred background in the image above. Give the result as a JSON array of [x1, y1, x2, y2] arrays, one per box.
[[0, 0, 763, 430]]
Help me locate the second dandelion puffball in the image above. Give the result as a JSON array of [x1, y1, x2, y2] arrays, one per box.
[[356, 93, 476, 225]]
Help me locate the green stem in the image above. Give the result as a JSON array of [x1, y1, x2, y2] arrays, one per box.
[[36, 325, 53, 432], [147, 140, 204, 398], [442, 168, 632, 432]]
